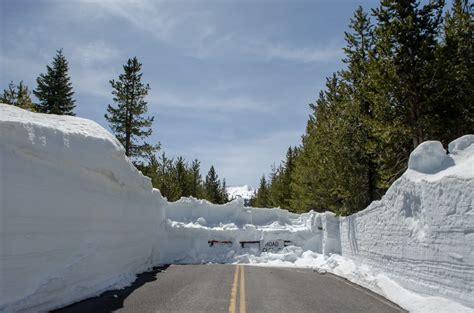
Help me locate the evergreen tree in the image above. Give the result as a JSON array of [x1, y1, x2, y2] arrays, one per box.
[[158, 152, 181, 201], [253, 175, 270, 208], [433, 0, 474, 142], [16, 81, 35, 111], [1, 81, 36, 111], [204, 165, 221, 203], [342, 6, 380, 202], [372, 0, 444, 148], [220, 178, 229, 204], [1, 81, 17, 105], [268, 163, 284, 207], [34, 49, 75, 115], [105, 57, 159, 161], [175, 156, 191, 197], [190, 159, 203, 198]]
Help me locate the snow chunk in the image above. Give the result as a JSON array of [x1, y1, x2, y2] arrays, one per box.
[[408, 140, 453, 174], [448, 135, 474, 155], [196, 217, 207, 226]]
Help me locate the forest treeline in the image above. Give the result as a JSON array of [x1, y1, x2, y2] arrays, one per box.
[[250, 0, 473, 215], [1, 52, 229, 204]]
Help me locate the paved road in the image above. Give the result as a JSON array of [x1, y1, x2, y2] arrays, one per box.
[[54, 264, 406, 313]]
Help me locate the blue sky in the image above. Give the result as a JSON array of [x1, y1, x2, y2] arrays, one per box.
[[0, 0, 378, 187]]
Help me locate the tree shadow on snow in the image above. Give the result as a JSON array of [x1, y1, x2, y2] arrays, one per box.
[[51, 265, 170, 313]]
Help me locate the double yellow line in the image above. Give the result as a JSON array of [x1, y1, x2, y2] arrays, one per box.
[[229, 265, 246, 313]]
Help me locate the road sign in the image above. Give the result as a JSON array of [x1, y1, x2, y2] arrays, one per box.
[[261, 239, 285, 252]]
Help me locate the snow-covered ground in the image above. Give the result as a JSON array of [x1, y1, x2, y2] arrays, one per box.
[[1, 104, 473, 313]]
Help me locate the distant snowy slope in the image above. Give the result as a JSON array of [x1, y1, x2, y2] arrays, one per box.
[[226, 185, 255, 200]]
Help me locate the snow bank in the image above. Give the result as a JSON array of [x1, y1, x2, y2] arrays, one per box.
[[159, 197, 340, 264], [231, 248, 473, 313], [1, 104, 473, 313], [340, 135, 474, 308], [158, 135, 474, 312], [0, 104, 166, 312]]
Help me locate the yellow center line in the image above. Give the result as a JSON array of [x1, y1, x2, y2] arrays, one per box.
[[239, 265, 246, 313], [229, 265, 239, 313]]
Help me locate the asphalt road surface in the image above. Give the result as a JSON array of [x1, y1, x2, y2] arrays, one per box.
[[53, 264, 406, 313]]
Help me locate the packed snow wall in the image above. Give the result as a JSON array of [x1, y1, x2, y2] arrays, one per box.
[[159, 197, 340, 264], [340, 136, 474, 308], [1, 104, 473, 311], [0, 104, 166, 312]]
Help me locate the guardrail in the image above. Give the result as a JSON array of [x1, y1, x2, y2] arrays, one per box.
[[208, 239, 294, 251]]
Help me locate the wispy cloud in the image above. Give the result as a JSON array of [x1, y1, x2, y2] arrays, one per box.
[[84, 0, 213, 44], [149, 90, 270, 113], [245, 40, 344, 63], [73, 0, 342, 64], [73, 41, 120, 66]]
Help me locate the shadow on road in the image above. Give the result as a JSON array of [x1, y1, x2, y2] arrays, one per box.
[[51, 265, 170, 313]]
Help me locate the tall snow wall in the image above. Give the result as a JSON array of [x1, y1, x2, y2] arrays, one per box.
[[340, 136, 474, 308], [1, 104, 473, 311], [0, 104, 166, 312]]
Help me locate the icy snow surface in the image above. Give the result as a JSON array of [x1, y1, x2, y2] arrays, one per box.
[[1, 104, 473, 313]]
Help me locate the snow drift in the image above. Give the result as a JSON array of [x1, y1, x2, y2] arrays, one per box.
[[1, 104, 473, 313]]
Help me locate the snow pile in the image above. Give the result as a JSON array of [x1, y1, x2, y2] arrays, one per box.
[[0, 104, 165, 313], [340, 135, 474, 308], [407, 140, 454, 174], [226, 185, 255, 202]]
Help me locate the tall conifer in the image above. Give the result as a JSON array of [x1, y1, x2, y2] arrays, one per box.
[[34, 49, 75, 115], [105, 57, 159, 161]]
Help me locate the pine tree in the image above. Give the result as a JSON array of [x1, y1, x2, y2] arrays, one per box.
[[16, 81, 36, 111], [342, 6, 380, 203], [433, 0, 474, 142], [268, 163, 284, 207], [205, 165, 221, 203], [1, 81, 36, 111], [372, 0, 444, 148], [254, 175, 270, 208], [175, 156, 191, 197], [220, 179, 229, 204], [1, 81, 17, 105], [189, 159, 201, 198], [34, 49, 75, 115], [105, 57, 159, 161]]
